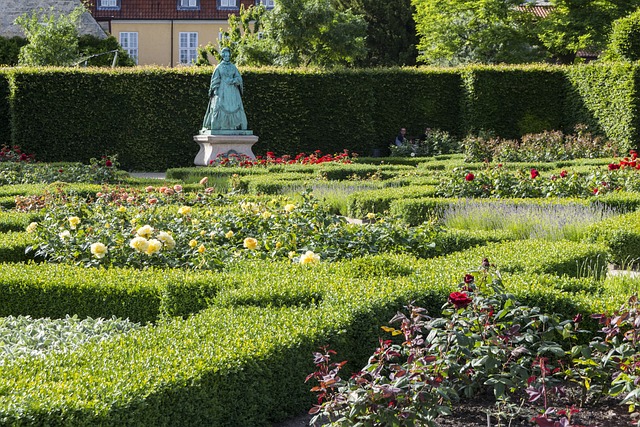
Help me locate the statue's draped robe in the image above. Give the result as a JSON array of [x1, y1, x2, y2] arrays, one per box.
[[202, 61, 248, 131]]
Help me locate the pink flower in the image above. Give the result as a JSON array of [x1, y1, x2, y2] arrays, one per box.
[[145, 186, 155, 193], [173, 185, 183, 193]]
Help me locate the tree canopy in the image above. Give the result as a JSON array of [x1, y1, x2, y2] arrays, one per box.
[[412, 0, 542, 66], [14, 7, 84, 66]]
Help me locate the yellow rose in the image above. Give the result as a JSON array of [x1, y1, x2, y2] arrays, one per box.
[[288, 251, 297, 259], [156, 231, 175, 250], [117, 206, 126, 213], [205, 210, 212, 216], [284, 204, 296, 213], [243, 237, 258, 250], [366, 212, 376, 220], [136, 224, 154, 238], [178, 206, 192, 215], [26, 222, 38, 233], [145, 239, 162, 255], [225, 230, 234, 239], [275, 241, 282, 249], [59, 230, 71, 240], [189, 239, 198, 248], [68, 216, 81, 230], [90, 242, 108, 259], [261, 211, 272, 219], [129, 236, 149, 252], [300, 250, 320, 265], [198, 244, 206, 253]]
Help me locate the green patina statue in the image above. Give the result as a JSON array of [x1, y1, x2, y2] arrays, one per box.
[[201, 47, 249, 133]]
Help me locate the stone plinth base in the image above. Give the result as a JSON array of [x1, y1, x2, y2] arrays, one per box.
[[193, 134, 259, 166]]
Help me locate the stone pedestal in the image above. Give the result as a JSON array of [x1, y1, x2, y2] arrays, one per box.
[[193, 134, 259, 166]]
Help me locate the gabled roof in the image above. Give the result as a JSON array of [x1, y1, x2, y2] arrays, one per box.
[[89, 0, 257, 21], [0, 0, 106, 39]]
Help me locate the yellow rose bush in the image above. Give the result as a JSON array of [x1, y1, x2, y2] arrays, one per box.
[[28, 191, 439, 270]]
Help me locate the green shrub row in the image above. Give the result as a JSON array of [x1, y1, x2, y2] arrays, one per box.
[[565, 63, 640, 150], [3, 65, 637, 171], [461, 65, 568, 139], [0, 239, 610, 426], [0, 70, 10, 145], [0, 210, 39, 232], [0, 231, 37, 263], [584, 209, 640, 266], [0, 263, 224, 322], [345, 185, 437, 217]]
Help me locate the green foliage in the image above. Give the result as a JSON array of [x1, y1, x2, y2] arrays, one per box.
[[461, 65, 567, 139], [0, 231, 37, 263], [14, 7, 84, 66], [565, 63, 640, 150], [346, 185, 437, 217], [334, 0, 418, 66], [0, 36, 27, 66], [462, 126, 622, 163], [260, 0, 368, 67], [77, 35, 135, 67], [536, 0, 640, 64], [604, 7, 640, 62], [583, 210, 640, 266], [0, 262, 223, 322], [413, 0, 542, 65], [0, 70, 10, 146]]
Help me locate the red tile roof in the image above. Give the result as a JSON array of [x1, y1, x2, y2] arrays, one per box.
[[89, 0, 257, 20], [515, 4, 553, 18]]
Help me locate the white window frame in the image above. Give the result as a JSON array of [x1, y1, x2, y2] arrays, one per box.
[[97, 0, 120, 9], [119, 32, 138, 65], [219, 0, 238, 9], [179, 32, 198, 65], [258, 0, 275, 8], [178, 0, 199, 9]]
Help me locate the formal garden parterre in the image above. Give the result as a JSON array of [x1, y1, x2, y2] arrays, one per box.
[[2, 134, 640, 426]]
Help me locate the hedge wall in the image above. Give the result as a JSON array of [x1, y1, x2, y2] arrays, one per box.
[[0, 69, 10, 146], [3, 64, 640, 171], [461, 65, 568, 138], [565, 62, 640, 151]]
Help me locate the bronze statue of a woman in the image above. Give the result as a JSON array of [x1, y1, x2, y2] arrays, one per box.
[[201, 47, 248, 132]]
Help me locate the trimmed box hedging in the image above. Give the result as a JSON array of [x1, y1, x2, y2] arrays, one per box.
[[0, 263, 224, 322], [0, 211, 40, 232], [0, 239, 610, 425], [346, 185, 437, 217], [0, 231, 36, 263], [0, 69, 10, 146], [565, 63, 640, 150], [461, 65, 568, 139], [583, 209, 640, 266]]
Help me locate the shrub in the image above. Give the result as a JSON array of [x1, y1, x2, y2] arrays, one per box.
[[605, 8, 640, 62]]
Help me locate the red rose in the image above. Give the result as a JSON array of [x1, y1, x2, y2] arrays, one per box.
[[465, 173, 475, 181], [464, 274, 474, 284], [530, 168, 539, 179], [560, 170, 568, 178], [105, 160, 113, 167], [608, 163, 620, 170], [448, 292, 472, 309]]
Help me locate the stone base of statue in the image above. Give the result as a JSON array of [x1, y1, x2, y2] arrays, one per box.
[[193, 130, 259, 166]]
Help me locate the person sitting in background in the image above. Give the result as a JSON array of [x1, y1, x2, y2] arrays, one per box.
[[395, 128, 408, 146]]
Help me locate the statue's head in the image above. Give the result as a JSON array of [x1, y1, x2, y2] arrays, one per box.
[[221, 47, 231, 61]]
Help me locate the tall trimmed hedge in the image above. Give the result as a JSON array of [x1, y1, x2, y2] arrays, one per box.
[[0, 69, 11, 145], [461, 65, 568, 138], [565, 63, 640, 150], [3, 64, 640, 170]]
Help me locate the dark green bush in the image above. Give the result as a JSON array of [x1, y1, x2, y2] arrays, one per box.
[[346, 185, 437, 217], [584, 210, 640, 266], [0, 231, 37, 262], [461, 65, 567, 138]]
